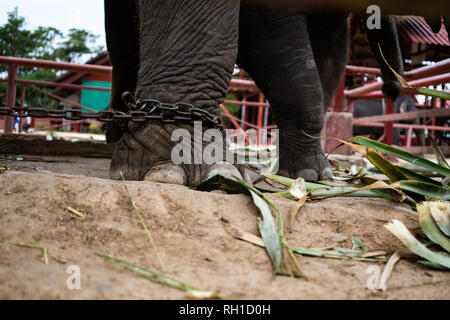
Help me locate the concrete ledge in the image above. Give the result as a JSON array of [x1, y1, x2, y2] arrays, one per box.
[[0, 133, 114, 156]]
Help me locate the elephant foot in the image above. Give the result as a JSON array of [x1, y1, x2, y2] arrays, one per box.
[[109, 122, 244, 186], [142, 161, 242, 185], [278, 132, 333, 181], [143, 163, 188, 185]]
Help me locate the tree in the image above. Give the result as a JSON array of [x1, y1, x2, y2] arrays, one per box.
[[53, 28, 104, 63], [0, 8, 61, 69], [0, 8, 104, 108]]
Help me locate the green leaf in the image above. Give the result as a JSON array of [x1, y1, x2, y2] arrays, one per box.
[[193, 174, 274, 194], [293, 247, 386, 262], [429, 136, 450, 169], [393, 166, 441, 178], [428, 201, 450, 237], [192, 174, 250, 194], [234, 177, 305, 278], [308, 185, 394, 201], [353, 136, 450, 178], [261, 173, 294, 187], [413, 87, 450, 100], [194, 174, 287, 276], [1, 240, 49, 265], [95, 253, 225, 299], [262, 173, 330, 191], [418, 260, 450, 270], [396, 166, 442, 186], [417, 202, 450, 253], [394, 181, 450, 201], [365, 149, 410, 182], [352, 237, 365, 250], [248, 190, 282, 274], [385, 220, 450, 269], [443, 175, 450, 188]]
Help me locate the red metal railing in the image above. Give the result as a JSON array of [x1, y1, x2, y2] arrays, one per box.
[[0, 55, 264, 134], [341, 59, 450, 151], [1, 55, 449, 154]]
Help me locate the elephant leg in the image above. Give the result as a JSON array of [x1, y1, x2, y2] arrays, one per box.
[[393, 127, 401, 145], [109, 0, 243, 185], [414, 123, 426, 146], [104, 0, 140, 143], [237, 4, 332, 181]]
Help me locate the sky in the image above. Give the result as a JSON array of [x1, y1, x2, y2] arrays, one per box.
[[0, 0, 106, 57]]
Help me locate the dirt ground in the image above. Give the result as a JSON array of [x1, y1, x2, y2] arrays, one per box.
[[0, 154, 449, 300]]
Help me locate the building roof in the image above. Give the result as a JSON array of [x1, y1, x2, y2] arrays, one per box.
[[54, 52, 110, 84], [53, 52, 110, 95], [397, 16, 450, 46]]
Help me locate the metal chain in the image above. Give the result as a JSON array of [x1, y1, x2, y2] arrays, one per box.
[[0, 91, 223, 129]]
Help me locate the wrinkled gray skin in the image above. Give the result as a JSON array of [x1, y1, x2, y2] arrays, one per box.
[[353, 96, 426, 146], [104, 0, 404, 185]]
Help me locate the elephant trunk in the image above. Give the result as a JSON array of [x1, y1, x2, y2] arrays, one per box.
[[364, 15, 404, 101]]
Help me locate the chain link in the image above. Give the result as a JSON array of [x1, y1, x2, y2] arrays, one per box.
[[0, 91, 223, 129]]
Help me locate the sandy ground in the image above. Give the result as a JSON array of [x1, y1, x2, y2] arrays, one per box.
[[0, 155, 449, 300]]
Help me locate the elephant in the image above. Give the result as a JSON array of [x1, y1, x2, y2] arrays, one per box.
[[353, 95, 426, 146], [104, 0, 405, 185]]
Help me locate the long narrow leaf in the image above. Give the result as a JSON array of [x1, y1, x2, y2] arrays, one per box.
[[430, 136, 450, 169], [396, 166, 442, 186], [261, 173, 327, 191], [95, 253, 224, 299], [392, 181, 450, 201], [310, 180, 405, 202], [235, 178, 305, 278], [365, 149, 410, 182], [120, 172, 165, 270], [385, 220, 450, 269], [353, 136, 450, 177], [418, 260, 450, 270], [443, 175, 450, 187], [309, 186, 394, 200], [396, 166, 442, 178], [428, 200, 450, 236], [293, 247, 386, 262], [318, 136, 410, 184], [248, 190, 282, 274], [1, 240, 49, 265], [193, 174, 250, 194], [417, 202, 450, 253], [413, 87, 450, 100]]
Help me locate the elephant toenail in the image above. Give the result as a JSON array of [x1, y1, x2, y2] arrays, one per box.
[[143, 163, 188, 185], [320, 167, 333, 180], [297, 169, 319, 181], [205, 162, 243, 181]]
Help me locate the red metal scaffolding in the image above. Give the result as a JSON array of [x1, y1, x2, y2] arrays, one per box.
[[341, 59, 450, 152], [0, 55, 449, 154]]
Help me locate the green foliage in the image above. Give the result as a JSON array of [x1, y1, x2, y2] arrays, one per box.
[[222, 93, 240, 126], [0, 8, 104, 108], [89, 122, 102, 134], [19, 69, 59, 108], [53, 29, 104, 63], [0, 8, 61, 61]]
